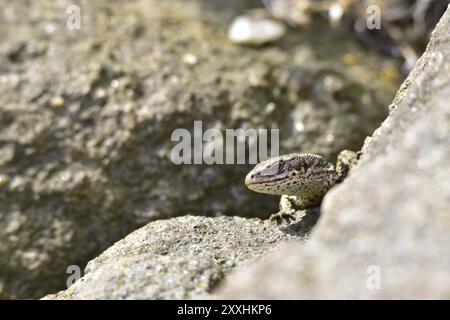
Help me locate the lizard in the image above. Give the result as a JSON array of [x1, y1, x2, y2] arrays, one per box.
[[245, 149, 360, 223]]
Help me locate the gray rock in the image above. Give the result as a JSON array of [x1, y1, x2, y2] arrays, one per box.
[[217, 7, 450, 299], [0, 0, 397, 298], [43, 212, 318, 299], [228, 15, 286, 46]]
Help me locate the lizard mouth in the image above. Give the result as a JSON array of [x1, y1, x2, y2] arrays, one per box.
[[245, 172, 289, 187]]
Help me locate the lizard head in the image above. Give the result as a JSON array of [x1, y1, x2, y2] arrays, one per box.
[[245, 153, 336, 197], [245, 153, 308, 196]]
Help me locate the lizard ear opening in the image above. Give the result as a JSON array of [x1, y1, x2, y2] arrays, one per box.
[[289, 156, 307, 172]]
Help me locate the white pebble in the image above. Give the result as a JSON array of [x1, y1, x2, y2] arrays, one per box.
[[182, 53, 198, 65], [228, 15, 286, 46]]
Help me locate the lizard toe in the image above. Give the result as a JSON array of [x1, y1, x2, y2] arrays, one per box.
[[269, 211, 296, 225]]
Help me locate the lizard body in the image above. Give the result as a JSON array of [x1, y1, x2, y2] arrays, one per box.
[[245, 150, 360, 222]]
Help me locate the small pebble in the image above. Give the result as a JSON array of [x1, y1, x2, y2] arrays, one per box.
[[182, 53, 198, 65], [228, 15, 286, 46], [50, 96, 65, 108], [0, 174, 10, 188], [294, 122, 305, 132], [95, 88, 107, 99], [328, 2, 345, 27], [326, 133, 335, 143], [265, 102, 276, 114]]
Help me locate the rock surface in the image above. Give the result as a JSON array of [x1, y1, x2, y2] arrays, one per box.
[[217, 6, 450, 299], [43, 211, 318, 299], [0, 0, 398, 298]]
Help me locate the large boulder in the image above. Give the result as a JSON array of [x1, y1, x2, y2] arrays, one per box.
[[217, 6, 450, 299], [43, 212, 317, 299]]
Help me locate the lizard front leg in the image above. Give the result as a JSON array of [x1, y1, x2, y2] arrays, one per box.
[[335, 150, 361, 182], [270, 195, 302, 224]]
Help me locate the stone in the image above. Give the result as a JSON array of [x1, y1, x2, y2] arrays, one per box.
[[228, 15, 286, 46]]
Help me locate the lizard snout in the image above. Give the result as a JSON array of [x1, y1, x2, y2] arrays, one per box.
[[244, 171, 256, 187]]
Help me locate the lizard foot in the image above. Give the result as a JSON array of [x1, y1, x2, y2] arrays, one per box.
[[269, 211, 296, 225]]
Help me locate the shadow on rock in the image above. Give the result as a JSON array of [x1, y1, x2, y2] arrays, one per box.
[[281, 207, 321, 237]]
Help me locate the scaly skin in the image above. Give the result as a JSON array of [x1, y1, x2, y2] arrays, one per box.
[[245, 150, 360, 223]]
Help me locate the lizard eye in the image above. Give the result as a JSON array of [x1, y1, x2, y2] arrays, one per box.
[[277, 160, 287, 172]]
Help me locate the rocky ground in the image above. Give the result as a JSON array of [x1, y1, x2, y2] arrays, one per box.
[[2, 0, 443, 300], [216, 7, 450, 299], [43, 210, 318, 299], [43, 5, 450, 300]]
